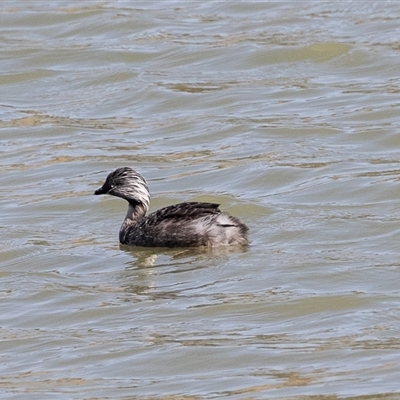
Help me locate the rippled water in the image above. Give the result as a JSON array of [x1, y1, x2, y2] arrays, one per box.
[[1, 1, 400, 398]]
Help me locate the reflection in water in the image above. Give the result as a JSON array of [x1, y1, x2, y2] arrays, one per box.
[[120, 242, 249, 268], [119, 244, 248, 297]]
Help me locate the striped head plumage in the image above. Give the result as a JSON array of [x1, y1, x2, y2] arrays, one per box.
[[94, 167, 150, 211]]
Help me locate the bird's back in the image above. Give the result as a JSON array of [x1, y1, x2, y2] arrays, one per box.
[[120, 202, 248, 247]]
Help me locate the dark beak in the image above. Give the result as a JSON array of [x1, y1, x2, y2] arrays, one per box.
[[94, 186, 108, 195]]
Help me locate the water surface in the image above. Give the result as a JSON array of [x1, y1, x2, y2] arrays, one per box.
[[1, 1, 400, 399]]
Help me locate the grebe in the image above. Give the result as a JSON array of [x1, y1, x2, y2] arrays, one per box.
[[94, 167, 248, 247]]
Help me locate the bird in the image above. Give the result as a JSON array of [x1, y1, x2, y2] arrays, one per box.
[[94, 167, 249, 248]]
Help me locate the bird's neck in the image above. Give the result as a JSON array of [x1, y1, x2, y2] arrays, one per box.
[[124, 201, 148, 222], [119, 201, 148, 244]]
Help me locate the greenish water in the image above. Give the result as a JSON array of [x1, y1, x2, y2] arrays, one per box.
[[1, 2, 400, 399]]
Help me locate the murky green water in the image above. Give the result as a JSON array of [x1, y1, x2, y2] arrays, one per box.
[[1, 1, 400, 399]]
